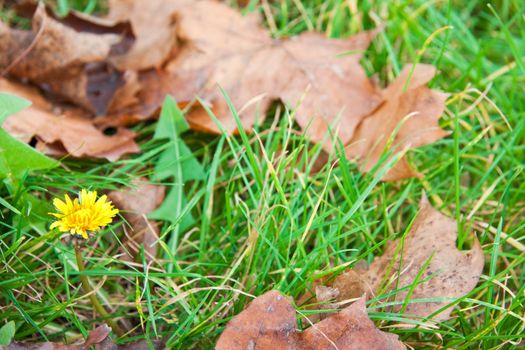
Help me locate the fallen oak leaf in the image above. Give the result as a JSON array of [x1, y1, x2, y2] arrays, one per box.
[[108, 178, 166, 262], [215, 290, 405, 350], [345, 64, 449, 181], [0, 78, 139, 161], [94, 68, 199, 128], [303, 197, 484, 324]]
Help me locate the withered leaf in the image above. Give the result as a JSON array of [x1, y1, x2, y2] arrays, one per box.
[[105, 0, 181, 70], [306, 198, 484, 324], [0, 4, 118, 79], [108, 178, 165, 262], [150, 0, 382, 142], [3, 323, 163, 350], [0, 3, 137, 115], [4, 324, 109, 350], [297, 297, 406, 350], [215, 290, 405, 350], [345, 64, 448, 180], [0, 78, 139, 161], [216, 291, 297, 349]]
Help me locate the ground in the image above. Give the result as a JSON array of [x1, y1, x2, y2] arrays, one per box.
[[0, 0, 524, 349]]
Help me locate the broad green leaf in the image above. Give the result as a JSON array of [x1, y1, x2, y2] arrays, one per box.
[[0, 321, 15, 346], [0, 129, 58, 179], [0, 93, 58, 180], [0, 93, 31, 124]]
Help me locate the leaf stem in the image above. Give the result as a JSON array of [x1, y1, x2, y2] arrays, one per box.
[[74, 243, 124, 337]]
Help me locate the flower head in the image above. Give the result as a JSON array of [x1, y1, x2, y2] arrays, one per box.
[[50, 189, 119, 239]]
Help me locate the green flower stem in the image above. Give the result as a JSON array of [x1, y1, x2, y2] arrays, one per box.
[[74, 243, 125, 337]]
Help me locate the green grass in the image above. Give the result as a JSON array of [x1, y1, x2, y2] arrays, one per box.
[[1, 0, 525, 349]]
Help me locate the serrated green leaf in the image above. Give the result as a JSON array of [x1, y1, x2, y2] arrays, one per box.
[[148, 187, 195, 230], [151, 96, 204, 229], [0, 93, 31, 124], [154, 141, 205, 182], [154, 96, 189, 140], [0, 321, 15, 346]]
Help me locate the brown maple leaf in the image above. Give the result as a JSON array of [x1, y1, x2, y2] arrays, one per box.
[[111, 0, 382, 144], [346, 64, 449, 180], [0, 78, 139, 161], [301, 197, 484, 324], [215, 291, 406, 350], [172, 1, 382, 143]]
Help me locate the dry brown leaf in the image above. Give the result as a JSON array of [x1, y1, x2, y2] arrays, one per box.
[[154, 0, 382, 143], [1, 0, 447, 181], [105, 0, 181, 70], [0, 4, 117, 79], [345, 64, 449, 180], [297, 297, 406, 349], [108, 178, 165, 262], [215, 290, 405, 350], [0, 3, 138, 115], [5, 324, 109, 350], [304, 197, 484, 324], [4, 323, 164, 350], [0, 78, 139, 161]]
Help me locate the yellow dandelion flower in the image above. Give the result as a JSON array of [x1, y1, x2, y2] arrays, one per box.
[[50, 189, 119, 239]]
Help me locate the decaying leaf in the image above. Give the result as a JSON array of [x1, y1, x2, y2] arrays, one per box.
[[0, 78, 139, 161], [2, 323, 164, 350], [98, 0, 381, 138], [108, 178, 165, 262], [298, 297, 406, 349], [345, 64, 449, 180], [0, 3, 137, 115], [1, 0, 448, 178], [4, 324, 110, 350], [303, 198, 484, 324], [106, 0, 445, 180], [0, 4, 117, 79], [215, 290, 405, 350], [106, 0, 181, 70], [163, 1, 382, 141]]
